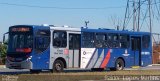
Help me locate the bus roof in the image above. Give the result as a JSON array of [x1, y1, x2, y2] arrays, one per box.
[[50, 26, 81, 32], [9, 25, 151, 35], [81, 27, 150, 35]]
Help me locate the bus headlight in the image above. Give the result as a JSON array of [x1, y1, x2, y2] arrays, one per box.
[[28, 56, 32, 60]]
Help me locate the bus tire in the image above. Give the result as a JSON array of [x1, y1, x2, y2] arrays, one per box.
[[52, 60, 64, 72], [115, 58, 124, 71]]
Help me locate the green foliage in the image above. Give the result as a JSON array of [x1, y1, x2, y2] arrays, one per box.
[[0, 43, 7, 64]]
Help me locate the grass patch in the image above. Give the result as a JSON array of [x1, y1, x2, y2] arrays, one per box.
[[1, 70, 160, 81]]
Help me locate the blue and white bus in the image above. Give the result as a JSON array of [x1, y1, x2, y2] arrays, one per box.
[[4, 25, 152, 72]]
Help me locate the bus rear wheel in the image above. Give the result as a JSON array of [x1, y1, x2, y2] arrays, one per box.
[[115, 59, 124, 70], [52, 60, 64, 72], [110, 59, 124, 71]]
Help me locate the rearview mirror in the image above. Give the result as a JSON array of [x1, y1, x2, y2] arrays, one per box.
[[3, 32, 9, 45]]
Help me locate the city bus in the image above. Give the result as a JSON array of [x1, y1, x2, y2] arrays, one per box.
[[4, 25, 152, 73]]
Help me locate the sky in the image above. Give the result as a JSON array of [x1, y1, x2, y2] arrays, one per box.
[[0, 0, 159, 41]]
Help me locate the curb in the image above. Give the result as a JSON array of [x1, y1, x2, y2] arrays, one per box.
[[150, 64, 160, 66], [131, 66, 140, 69]]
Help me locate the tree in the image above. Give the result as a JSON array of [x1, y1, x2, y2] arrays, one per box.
[[0, 43, 7, 64]]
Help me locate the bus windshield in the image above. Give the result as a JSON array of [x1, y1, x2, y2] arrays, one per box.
[[8, 33, 33, 53]]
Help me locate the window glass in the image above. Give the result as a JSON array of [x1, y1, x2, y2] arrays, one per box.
[[108, 33, 119, 48], [82, 32, 94, 48], [69, 34, 80, 49], [95, 33, 106, 48], [11, 34, 33, 49], [131, 38, 141, 50], [35, 30, 50, 53], [69, 35, 73, 49], [82, 32, 94, 40], [142, 35, 150, 49], [74, 35, 80, 49], [103, 34, 109, 48], [53, 31, 67, 47], [119, 34, 130, 48], [26, 35, 33, 48], [108, 34, 118, 41]]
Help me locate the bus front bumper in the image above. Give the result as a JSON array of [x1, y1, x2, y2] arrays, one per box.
[[6, 59, 32, 69]]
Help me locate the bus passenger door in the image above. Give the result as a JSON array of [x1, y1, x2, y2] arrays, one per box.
[[131, 37, 141, 66], [68, 34, 81, 68], [33, 30, 50, 69]]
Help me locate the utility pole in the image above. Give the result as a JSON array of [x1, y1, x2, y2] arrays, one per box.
[[123, 0, 155, 32], [148, 0, 153, 63], [123, 0, 129, 30], [148, 0, 152, 35], [133, 0, 136, 31], [137, 0, 141, 31]]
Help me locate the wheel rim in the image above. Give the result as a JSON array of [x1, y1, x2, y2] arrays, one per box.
[[117, 62, 122, 70], [55, 63, 62, 71]]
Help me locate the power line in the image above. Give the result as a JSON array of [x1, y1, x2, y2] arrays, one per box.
[[123, 0, 148, 30], [0, 2, 125, 10]]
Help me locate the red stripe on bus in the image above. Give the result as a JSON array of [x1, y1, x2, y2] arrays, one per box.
[[100, 50, 111, 68]]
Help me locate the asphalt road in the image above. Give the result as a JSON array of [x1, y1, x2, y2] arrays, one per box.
[[0, 65, 160, 75]]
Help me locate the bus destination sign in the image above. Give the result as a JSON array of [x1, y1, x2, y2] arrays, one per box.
[[11, 28, 30, 32]]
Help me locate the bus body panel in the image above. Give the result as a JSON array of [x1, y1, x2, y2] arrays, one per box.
[[31, 49, 50, 69], [81, 28, 152, 69], [49, 30, 69, 69], [49, 28, 81, 69], [30, 26, 50, 70], [6, 57, 32, 69], [6, 25, 152, 71]]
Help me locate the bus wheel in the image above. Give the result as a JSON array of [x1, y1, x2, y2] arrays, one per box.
[[53, 60, 64, 72], [115, 59, 124, 70]]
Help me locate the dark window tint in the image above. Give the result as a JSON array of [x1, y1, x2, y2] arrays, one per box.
[[142, 35, 150, 49], [82, 32, 94, 48], [11, 34, 33, 49], [35, 30, 50, 53], [95, 33, 106, 48], [69, 34, 80, 49], [36, 30, 50, 36], [119, 34, 130, 48], [53, 31, 67, 48], [107, 33, 119, 48], [131, 37, 141, 51]]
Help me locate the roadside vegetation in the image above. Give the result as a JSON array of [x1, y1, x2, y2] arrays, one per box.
[[0, 43, 7, 65]]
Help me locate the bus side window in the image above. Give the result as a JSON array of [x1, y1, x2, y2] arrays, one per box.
[[142, 35, 150, 49], [69, 34, 80, 49], [82, 32, 94, 48], [108, 33, 119, 48], [35, 30, 50, 53], [119, 34, 130, 48], [95, 33, 106, 48], [69, 35, 73, 49], [53, 31, 67, 48]]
